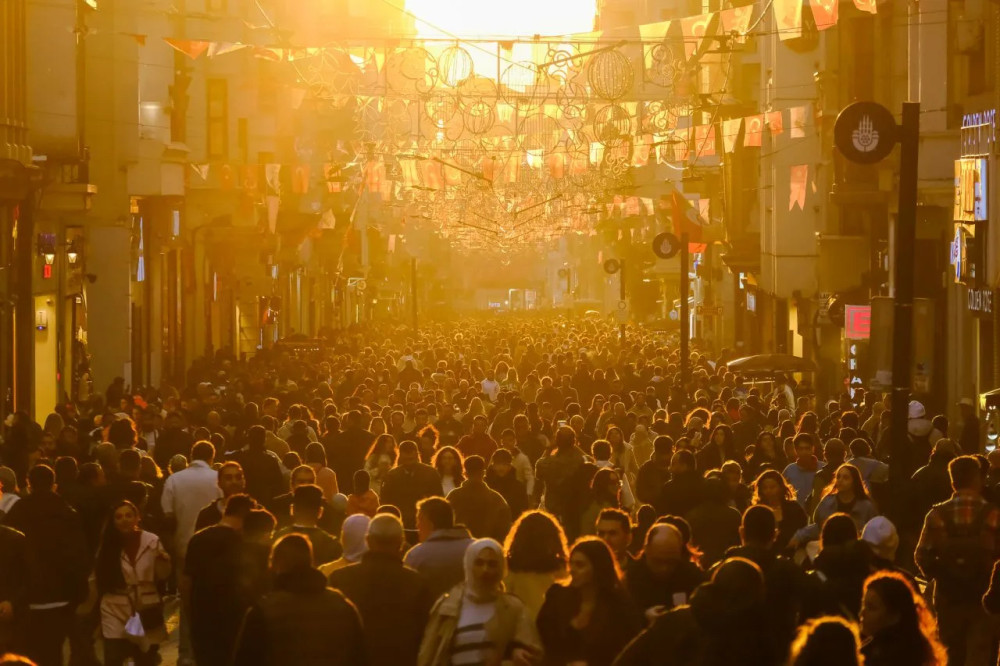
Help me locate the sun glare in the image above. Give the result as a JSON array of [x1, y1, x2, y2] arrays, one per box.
[[404, 0, 597, 38]]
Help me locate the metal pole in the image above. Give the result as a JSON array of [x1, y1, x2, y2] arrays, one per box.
[[619, 260, 626, 344], [888, 102, 920, 512], [411, 257, 418, 333], [14, 191, 35, 416], [680, 233, 690, 393]]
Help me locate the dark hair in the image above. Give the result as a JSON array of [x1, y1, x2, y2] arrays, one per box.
[[270, 533, 313, 571], [821, 464, 870, 502], [247, 425, 266, 450], [244, 509, 277, 539], [464, 455, 486, 476], [863, 572, 947, 665], [95, 500, 141, 594], [554, 425, 576, 451], [590, 467, 620, 501], [741, 505, 776, 544], [377, 504, 402, 518], [672, 449, 696, 471], [352, 469, 371, 495], [223, 494, 255, 518], [796, 412, 819, 435], [652, 435, 674, 457], [27, 464, 55, 492], [416, 496, 454, 530], [398, 440, 419, 456], [752, 469, 794, 505], [291, 485, 325, 514], [790, 616, 863, 666], [570, 537, 624, 600], [108, 418, 137, 450], [656, 515, 698, 562], [54, 456, 78, 486], [820, 513, 858, 549], [490, 448, 513, 465], [305, 442, 327, 466], [282, 451, 302, 471], [949, 455, 982, 491], [191, 441, 215, 462], [432, 446, 465, 485], [591, 439, 612, 461], [504, 510, 569, 574], [596, 508, 631, 535], [793, 432, 815, 449]]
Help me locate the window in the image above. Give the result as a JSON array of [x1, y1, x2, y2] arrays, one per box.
[[206, 79, 228, 160]]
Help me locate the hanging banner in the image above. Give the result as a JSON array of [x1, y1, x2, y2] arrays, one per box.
[[854, 0, 878, 13], [767, 110, 784, 136], [680, 13, 714, 59], [719, 6, 754, 35], [694, 124, 716, 157], [773, 0, 804, 40], [163, 38, 211, 60], [722, 118, 743, 153], [744, 114, 764, 147], [790, 105, 808, 138], [811, 0, 839, 30], [790, 164, 808, 210]]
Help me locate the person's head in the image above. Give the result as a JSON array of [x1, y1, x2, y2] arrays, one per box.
[[464, 455, 486, 481], [244, 509, 277, 544], [641, 523, 683, 579], [590, 467, 621, 503], [27, 465, 55, 494], [591, 439, 612, 462], [824, 463, 868, 500], [464, 538, 506, 600], [217, 461, 245, 498], [191, 440, 215, 464], [270, 533, 313, 575], [0, 467, 18, 496], [569, 536, 623, 596], [669, 449, 696, 476], [553, 425, 577, 452], [352, 469, 371, 495], [860, 515, 899, 562], [168, 454, 188, 474], [110, 500, 141, 535], [820, 513, 859, 550], [504, 510, 569, 575], [789, 616, 864, 666], [652, 435, 674, 466], [793, 432, 815, 458], [861, 572, 946, 663], [397, 440, 420, 467], [0, 653, 40, 665], [366, 513, 404, 556], [949, 455, 984, 494], [822, 438, 847, 466], [290, 464, 317, 490], [415, 496, 454, 542], [291, 484, 325, 525], [595, 508, 631, 558], [740, 505, 776, 547], [304, 442, 327, 467]]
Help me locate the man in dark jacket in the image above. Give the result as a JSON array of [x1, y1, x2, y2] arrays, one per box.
[[907, 438, 958, 530], [329, 514, 432, 665], [380, 440, 444, 529], [327, 411, 375, 493], [0, 523, 26, 654], [152, 412, 195, 471], [634, 436, 672, 508], [655, 450, 704, 518], [274, 485, 342, 565], [404, 497, 474, 599], [236, 425, 285, 505], [446, 455, 512, 541], [684, 477, 740, 569], [233, 533, 366, 666], [3, 464, 89, 666], [624, 523, 705, 620]]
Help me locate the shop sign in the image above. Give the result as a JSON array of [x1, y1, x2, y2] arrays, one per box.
[[968, 287, 994, 318], [961, 109, 996, 155], [845, 305, 871, 340], [954, 158, 988, 222]]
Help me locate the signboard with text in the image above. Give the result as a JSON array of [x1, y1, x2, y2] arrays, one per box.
[[845, 305, 872, 340]]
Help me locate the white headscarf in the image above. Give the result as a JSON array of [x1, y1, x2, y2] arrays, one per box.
[[340, 514, 371, 563], [463, 538, 506, 603]]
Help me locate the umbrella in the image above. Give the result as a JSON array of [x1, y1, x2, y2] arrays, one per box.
[[725, 354, 817, 374]]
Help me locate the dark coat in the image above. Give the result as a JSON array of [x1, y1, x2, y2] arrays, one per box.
[[446, 480, 512, 541], [0, 526, 27, 650], [380, 463, 444, 529], [634, 462, 667, 508], [802, 540, 875, 621], [3, 491, 89, 605], [233, 567, 366, 666], [327, 428, 376, 495], [861, 625, 935, 666], [685, 502, 741, 569], [327, 552, 433, 666], [485, 469, 528, 518], [536, 583, 642, 666], [623, 555, 705, 612], [235, 448, 285, 505], [908, 454, 954, 530], [655, 472, 705, 518]]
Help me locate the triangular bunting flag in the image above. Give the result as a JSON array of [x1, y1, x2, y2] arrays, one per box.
[[722, 118, 743, 153]]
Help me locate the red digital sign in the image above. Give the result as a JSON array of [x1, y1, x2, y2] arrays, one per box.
[[845, 305, 871, 340]]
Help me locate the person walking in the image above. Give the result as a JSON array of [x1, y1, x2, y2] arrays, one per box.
[[859, 571, 947, 666], [915, 455, 1000, 666], [328, 514, 433, 666], [232, 534, 366, 666], [93, 501, 171, 666], [502, 510, 570, 622], [418, 539, 541, 666], [447, 455, 513, 541], [404, 498, 475, 600], [537, 537, 642, 666], [381, 441, 444, 529]]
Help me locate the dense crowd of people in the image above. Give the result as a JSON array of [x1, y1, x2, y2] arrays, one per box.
[[0, 316, 993, 665]]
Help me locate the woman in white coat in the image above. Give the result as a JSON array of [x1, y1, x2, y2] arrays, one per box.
[[94, 500, 171, 666]]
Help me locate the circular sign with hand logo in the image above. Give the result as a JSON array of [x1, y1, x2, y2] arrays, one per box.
[[834, 102, 898, 165], [603, 258, 621, 274], [652, 232, 681, 259]]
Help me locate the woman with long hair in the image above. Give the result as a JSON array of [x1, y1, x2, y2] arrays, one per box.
[[797, 411, 819, 436], [696, 424, 736, 472], [419, 539, 541, 666], [791, 464, 879, 548], [417, 424, 440, 464], [752, 470, 808, 553], [537, 537, 642, 665], [94, 501, 171, 666], [364, 434, 398, 495], [432, 446, 465, 495], [790, 617, 865, 666], [503, 510, 570, 621], [744, 431, 787, 481], [579, 468, 623, 537], [860, 572, 946, 666]]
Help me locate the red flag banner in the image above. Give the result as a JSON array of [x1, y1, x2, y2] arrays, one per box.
[[164, 38, 211, 60], [767, 111, 784, 136], [680, 13, 714, 59], [744, 115, 764, 147], [694, 124, 716, 157], [672, 189, 704, 242], [772, 0, 804, 40], [811, 0, 839, 30], [722, 118, 743, 153], [719, 6, 754, 35]]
